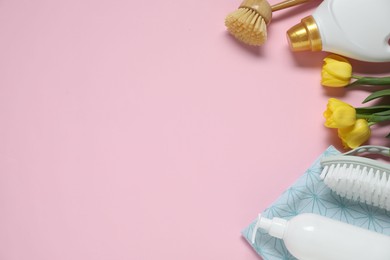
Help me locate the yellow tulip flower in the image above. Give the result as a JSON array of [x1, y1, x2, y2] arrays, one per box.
[[321, 54, 352, 87], [338, 119, 371, 149], [323, 98, 356, 128]]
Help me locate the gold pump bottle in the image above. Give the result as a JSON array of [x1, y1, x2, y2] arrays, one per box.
[[286, 0, 390, 62]]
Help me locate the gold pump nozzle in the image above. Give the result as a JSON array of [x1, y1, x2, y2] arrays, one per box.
[[286, 16, 322, 52]]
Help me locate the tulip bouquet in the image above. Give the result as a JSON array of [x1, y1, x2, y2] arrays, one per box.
[[321, 55, 390, 149]]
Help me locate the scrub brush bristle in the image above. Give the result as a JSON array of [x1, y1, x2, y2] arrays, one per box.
[[225, 0, 271, 46], [225, 0, 311, 46], [320, 146, 390, 211]]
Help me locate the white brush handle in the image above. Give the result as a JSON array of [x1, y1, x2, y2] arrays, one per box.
[[321, 155, 390, 174], [343, 145, 390, 157]]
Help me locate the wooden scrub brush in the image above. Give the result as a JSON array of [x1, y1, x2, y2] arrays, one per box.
[[225, 0, 311, 46]]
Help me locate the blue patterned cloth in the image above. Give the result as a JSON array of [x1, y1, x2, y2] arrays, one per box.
[[242, 146, 390, 260]]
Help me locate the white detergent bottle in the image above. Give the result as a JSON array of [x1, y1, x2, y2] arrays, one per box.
[[251, 213, 390, 260], [286, 0, 390, 62]]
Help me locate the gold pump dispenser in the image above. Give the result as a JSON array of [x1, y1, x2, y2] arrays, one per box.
[[286, 16, 322, 51]]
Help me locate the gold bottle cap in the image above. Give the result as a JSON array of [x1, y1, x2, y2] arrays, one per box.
[[286, 15, 322, 52]]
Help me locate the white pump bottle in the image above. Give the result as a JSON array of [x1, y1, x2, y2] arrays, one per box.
[[286, 0, 390, 62], [252, 213, 390, 260]]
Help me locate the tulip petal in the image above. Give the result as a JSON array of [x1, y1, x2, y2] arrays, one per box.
[[323, 98, 356, 128], [321, 54, 352, 87], [324, 54, 350, 64], [338, 119, 371, 149], [323, 62, 352, 80]]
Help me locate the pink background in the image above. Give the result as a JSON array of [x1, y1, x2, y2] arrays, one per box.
[[1, 0, 389, 259]]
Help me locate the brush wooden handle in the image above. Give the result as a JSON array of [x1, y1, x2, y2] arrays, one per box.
[[240, 0, 272, 23], [271, 0, 311, 12]]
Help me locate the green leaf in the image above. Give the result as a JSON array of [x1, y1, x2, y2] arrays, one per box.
[[373, 110, 390, 116], [363, 89, 390, 103]]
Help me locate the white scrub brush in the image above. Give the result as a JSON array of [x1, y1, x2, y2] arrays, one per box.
[[320, 146, 390, 211]]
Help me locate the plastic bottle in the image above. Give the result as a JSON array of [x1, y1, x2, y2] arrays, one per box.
[[251, 213, 390, 260], [286, 0, 390, 62]]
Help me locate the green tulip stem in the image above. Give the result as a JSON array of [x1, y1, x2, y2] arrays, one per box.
[[351, 75, 363, 79], [356, 114, 371, 120], [348, 76, 390, 87], [356, 113, 390, 123]]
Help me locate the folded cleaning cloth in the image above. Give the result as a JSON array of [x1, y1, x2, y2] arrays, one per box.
[[242, 146, 390, 260]]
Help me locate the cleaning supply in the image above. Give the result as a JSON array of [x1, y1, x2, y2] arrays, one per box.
[[251, 213, 390, 260], [320, 145, 390, 211], [286, 0, 390, 62], [243, 146, 390, 260], [225, 0, 311, 46]]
